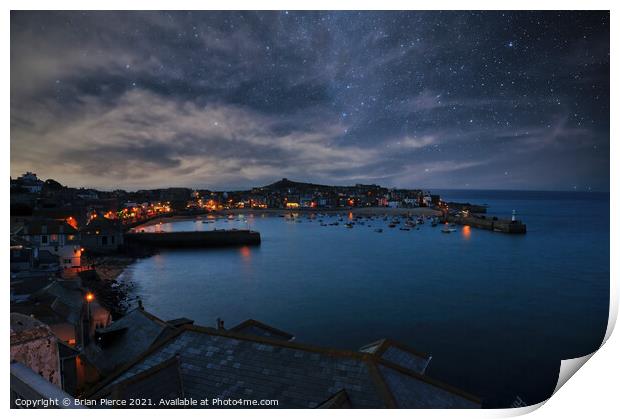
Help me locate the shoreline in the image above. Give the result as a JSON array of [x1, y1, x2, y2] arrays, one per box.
[[134, 207, 441, 228], [80, 255, 137, 318]]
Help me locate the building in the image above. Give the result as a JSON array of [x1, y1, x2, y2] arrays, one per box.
[[14, 172, 44, 193], [17, 218, 82, 271], [87, 315, 481, 408], [10, 362, 83, 408], [11, 280, 111, 348], [84, 307, 177, 377], [10, 236, 61, 273], [81, 218, 124, 253], [11, 313, 63, 387], [10, 313, 81, 395]]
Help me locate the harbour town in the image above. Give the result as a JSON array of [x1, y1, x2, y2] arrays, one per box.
[[9, 9, 610, 412], [10, 172, 530, 408]]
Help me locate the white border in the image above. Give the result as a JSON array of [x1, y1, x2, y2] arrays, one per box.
[[2, 2, 616, 418]]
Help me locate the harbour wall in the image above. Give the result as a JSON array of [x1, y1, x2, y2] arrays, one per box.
[[446, 215, 526, 234]]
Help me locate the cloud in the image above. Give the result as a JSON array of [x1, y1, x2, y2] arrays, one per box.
[[10, 11, 610, 191]]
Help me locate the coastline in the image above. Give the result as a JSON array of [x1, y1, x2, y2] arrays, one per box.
[[80, 255, 137, 318], [134, 207, 441, 228]]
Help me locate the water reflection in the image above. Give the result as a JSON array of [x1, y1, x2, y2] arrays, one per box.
[[462, 225, 471, 240], [239, 245, 252, 261]]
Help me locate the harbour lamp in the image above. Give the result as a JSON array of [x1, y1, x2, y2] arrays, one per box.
[[85, 292, 95, 302]]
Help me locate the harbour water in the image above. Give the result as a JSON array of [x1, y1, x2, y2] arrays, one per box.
[[120, 190, 609, 407]]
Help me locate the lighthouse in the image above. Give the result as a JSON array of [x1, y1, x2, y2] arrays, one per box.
[[511, 209, 516, 222]]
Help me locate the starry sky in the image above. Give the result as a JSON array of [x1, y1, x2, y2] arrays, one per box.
[[10, 11, 609, 191]]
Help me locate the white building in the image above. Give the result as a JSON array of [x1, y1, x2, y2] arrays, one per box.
[[17, 219, 81, 271]]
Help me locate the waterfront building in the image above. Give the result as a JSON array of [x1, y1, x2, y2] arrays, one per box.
[[16, 218, 82, 271], [81, 218, 124, 253]]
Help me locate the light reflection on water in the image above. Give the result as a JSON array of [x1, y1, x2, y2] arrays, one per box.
[[123, 191, 609, 407]]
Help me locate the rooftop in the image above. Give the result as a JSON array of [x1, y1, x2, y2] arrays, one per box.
[[89, 324, 481, 408], [85, 308, 177, 375]]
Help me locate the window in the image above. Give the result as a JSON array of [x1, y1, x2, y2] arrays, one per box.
[[110, 236, 115, 244], [40, 235, 48, 244], [102, 236, 108, 245], [64, 259, 71, 264], [67, 234, 76, 241], [50, 234, 58, 243]]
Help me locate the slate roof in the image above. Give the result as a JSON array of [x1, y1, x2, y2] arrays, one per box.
[[11, 280, 84, 327], [98, 356, 184, 405], [82, 218, 122, 233], [229, 319, 295, 341], [19, 218, 78, 236], [86, 308, 176, 375], [316, 389, 352, 408], [360, 339, 432, 374], [89, 325, 481, 408]]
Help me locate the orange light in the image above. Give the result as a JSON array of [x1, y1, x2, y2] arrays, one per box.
[[85, 292, 95, 302], [462, 225, 471, 240], [240, 245, 251, 259]]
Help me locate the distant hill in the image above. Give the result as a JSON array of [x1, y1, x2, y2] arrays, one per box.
[[260, 178, 332, 191]]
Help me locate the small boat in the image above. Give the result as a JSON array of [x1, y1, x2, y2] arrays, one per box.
[[399, 227, 410, 231], [388, 223, 396, 228], [441, 227, 457, 233], [345, 223, 353, 228], [375, 228, 383, 233]]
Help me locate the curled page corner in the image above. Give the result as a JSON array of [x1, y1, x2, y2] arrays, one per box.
[[553, 352, 596, 395]]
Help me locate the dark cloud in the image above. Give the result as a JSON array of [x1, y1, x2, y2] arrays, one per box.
[[10, 11, 609, 191]]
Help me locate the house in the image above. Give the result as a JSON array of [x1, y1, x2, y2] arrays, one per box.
[[81, 218, 124, 253], [17, 218, 82, 271], [87, 316, 481, 408], [84, 307, 177, 376], [11, 313, 62, 386], [11, 280, 111, 348], [10, 236, 61, 273], [11, 313, 79, 395], [14, 172, 44, 193]]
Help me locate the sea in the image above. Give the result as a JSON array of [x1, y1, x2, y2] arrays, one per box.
[[118, 190, 610, 407]]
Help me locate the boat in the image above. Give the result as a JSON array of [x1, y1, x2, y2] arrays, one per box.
[[399, 227, 410, 231], [441, 227, 457, 233], [375, 228, 383, 233], [388, 223, 396, 228], [345, 223, 354, 228]]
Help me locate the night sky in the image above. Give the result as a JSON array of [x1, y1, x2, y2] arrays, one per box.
[[10, 11, 610, 191]]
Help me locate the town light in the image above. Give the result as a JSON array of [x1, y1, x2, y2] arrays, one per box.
[[85, 292, 95, 302]]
